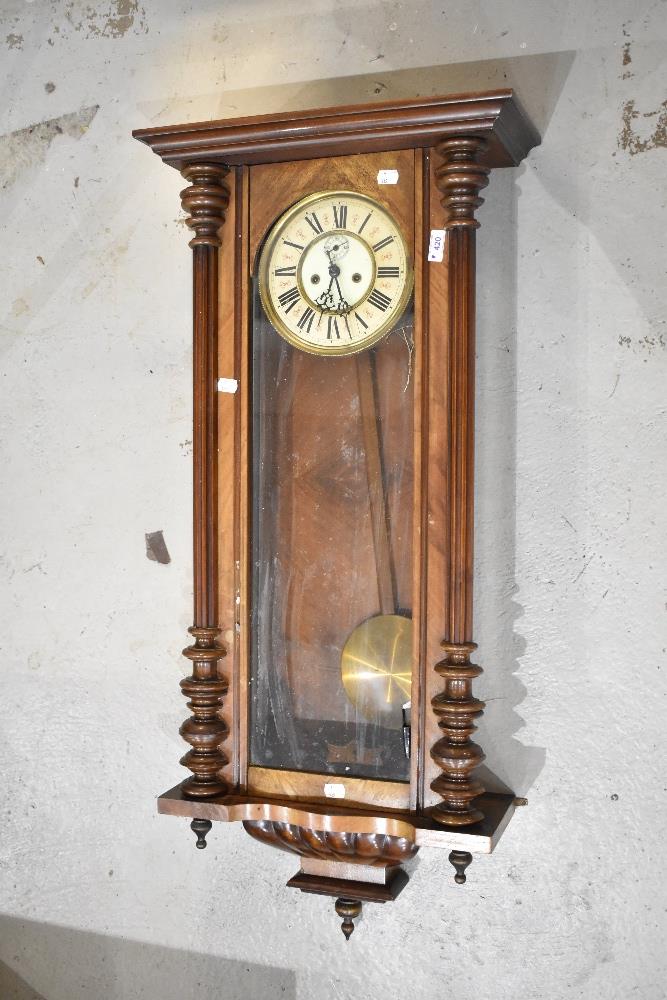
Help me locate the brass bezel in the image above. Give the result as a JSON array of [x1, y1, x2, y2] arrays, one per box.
[[257, 189, 414, 357]]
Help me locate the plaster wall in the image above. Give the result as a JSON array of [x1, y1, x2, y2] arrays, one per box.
[[1, 2, 665, 999]]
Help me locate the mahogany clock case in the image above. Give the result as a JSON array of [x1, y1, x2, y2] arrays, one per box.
[[133, 91, 541, 928]]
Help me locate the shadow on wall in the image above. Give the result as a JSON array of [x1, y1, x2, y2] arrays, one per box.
[[473, 163, 547, 799], [136, 50, 576, 142], [0, 916, 296, 1000]]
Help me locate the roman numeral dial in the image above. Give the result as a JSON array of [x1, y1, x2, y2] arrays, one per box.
[[259, 190, 413, 356]]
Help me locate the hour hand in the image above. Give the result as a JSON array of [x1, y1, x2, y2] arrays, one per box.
[[315, 276, 335, 311]]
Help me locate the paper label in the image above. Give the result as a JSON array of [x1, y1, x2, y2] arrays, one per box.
[[377, 169, 399, 185], [428, 229, 446, 262], [324, 782, 346, 799], [217, 377, 238, 393]]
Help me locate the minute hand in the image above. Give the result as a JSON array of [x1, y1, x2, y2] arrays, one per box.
[[333, 275, 350, 313]]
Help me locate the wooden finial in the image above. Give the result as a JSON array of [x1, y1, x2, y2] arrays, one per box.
[[335, 898, 362, 940], [180, 164, 230, 248], [190, 818, 213, 849], [430, 641, 485, 825], [449, 850, 473, 884], [435, 136, 489, 229], [180, 626, 228, 798]]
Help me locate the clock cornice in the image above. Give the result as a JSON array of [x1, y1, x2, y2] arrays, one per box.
[[133, 88, 539, 170]]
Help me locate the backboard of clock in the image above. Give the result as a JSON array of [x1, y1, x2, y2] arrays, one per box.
[[133, 91, 540, 937], [248, 152, 416, 802]]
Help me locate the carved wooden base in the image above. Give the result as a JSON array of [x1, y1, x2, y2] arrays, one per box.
[[287, 867, 409, 939], [157, 784, 516, 855], [243, 819, 418, 867]]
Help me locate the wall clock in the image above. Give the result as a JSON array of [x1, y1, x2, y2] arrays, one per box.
[[258, 190, 413, 355], [134, 90, 539, 938]]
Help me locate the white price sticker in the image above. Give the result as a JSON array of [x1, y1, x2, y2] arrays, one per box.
[[324, 783, 346, 799], [428, 229, 446, 262], [217, 377, 238, 393], [377, 169, 399, 185]]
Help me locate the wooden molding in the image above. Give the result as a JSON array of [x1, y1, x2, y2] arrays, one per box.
[[133, 89, 539, 170], [287, 867, 408, 902], [157, 784, 515, 855]]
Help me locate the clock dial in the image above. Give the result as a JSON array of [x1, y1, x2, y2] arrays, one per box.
[[258, 191, 413, 356]]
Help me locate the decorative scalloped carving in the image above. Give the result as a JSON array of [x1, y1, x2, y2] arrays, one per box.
[[243, 820, 418, 867]]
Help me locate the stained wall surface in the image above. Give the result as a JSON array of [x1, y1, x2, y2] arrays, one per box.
[[1, 2, 665, 999]]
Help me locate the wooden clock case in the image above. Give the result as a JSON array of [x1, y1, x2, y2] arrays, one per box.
[[133, 90, 540, 938]]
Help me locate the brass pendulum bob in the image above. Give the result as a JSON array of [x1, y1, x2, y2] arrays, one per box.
[[340, 350, 412, 730]]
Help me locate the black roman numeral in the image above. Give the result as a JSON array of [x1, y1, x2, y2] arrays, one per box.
[[343, 314, 352, 338], [372, 235, 395, 252], [297, 307, 315, 333], [333, 204, 348, 229], [282, 239, 305, 251], [274, 265, 296, 276], [278, 286, 300, 312], [305, 213, 323, 235], [377, 266, 400, 278], [368, 288, 392, 312], [354, 312, 368, 330], [327, 315, 341, 340], [358, 212, 372, 234]]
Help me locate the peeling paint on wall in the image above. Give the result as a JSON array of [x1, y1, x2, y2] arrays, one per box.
[[64, 0, 148, 39], [618, 333, 666, 354], [621, 21, 633, 79], [5, 32, 23, 49], [145, 531, 171, 565], [619, 98, 667, 154], [0, 105, 98, 189]]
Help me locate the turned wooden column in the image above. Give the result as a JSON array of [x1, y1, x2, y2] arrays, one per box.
[[178, 164, 231, 799], [430, 137, 490, 826]]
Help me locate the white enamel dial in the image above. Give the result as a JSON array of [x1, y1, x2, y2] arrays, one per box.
[[258, 191, 413, 356]]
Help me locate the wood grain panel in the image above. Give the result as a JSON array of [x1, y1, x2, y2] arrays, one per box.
[[247, 766, 409, 812], [248, 149, 415, 267]]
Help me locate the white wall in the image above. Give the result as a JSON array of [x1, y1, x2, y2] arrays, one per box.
[[1, 2, 665, 998]]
